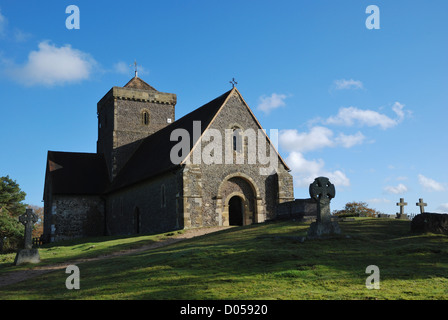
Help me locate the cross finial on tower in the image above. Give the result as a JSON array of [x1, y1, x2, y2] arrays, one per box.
[[131, 60, 138, 78], [230, 78, 238, 88]]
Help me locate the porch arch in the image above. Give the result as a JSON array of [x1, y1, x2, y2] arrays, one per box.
[[216, 172, 264, 226]]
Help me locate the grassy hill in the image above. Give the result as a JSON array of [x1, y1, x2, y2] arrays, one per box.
[[0, 218, 447, 300]]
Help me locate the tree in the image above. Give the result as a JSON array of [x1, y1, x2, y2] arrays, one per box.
[[0, 175, 27, 217], [0, 211, 24, 252], [333, 201, 382, 218], [0, 176, 28, 252]]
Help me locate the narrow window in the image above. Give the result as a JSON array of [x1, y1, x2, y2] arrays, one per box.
[[161, 185, 166, 208], [142, 111, 150, 126], [232, 127, 242, 153]]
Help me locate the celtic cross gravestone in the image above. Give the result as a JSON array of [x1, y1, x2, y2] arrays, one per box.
[[19, 209, 38, 250], [14, 209, 40, 266], [309, 176, 336, 224], [306, 177, 341, 239]]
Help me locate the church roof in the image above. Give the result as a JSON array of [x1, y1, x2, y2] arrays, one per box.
[[108, 89, 233, 192], [45, 151, 109, 195]]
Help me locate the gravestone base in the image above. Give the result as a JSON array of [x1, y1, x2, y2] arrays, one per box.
[[14, 249, 40, 266], [306, 221, 341, 240], [395, 214, 409, 220]]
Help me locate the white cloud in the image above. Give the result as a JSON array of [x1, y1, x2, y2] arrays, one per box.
[[418, 174, 445, 192], [285, 151, 350, 188], [324, 102, 409, 130], [392, 102, 406, 122], [334, 131, 366, 148], [257, 93, 287, 114], [437, 203, 448, 213], [384, 183, 408, 195], [279, 127, 334, 153], [333, 79, 363, 90], [326, 106, 397, 129], [7, 41, 96, 86], [279, 127, 365, 152]]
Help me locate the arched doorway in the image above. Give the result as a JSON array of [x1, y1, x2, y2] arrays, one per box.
[[228, 196, 244, 226], [216, 173, 265, 227]]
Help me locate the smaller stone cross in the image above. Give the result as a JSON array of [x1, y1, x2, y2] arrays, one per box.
[[230, 78, 238, 88], [396, 198, 408, 218], [19, 209, 38, 250], [416, 198, 427, 214]]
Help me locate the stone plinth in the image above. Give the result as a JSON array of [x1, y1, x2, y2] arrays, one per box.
[[307, 221, 341, 239], [14, 249, 40, 266]]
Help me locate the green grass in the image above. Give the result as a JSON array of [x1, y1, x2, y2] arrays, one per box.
[[0, 218, 447, 300]]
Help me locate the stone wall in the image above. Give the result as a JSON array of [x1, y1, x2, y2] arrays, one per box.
[[50, 195, 105, 242], [276, 198, 318, 221], [105, 168, 183, 236]]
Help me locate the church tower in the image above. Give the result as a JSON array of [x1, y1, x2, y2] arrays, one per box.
[[96, 75, 177, 180]]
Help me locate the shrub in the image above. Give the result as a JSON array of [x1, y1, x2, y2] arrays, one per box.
[[332, 201, 382, 218]]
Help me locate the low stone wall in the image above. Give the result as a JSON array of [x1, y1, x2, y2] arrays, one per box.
[[411, 212, 448, 235], [275, 198, 317, 221]]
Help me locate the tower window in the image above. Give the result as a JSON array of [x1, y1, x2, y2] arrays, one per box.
[[142, 110, 150, 126]]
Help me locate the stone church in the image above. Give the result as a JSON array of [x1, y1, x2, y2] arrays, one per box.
[[43, 76, 300, 242]]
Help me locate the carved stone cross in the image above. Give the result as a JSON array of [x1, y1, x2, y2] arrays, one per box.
[[396, 198, 408, 218], [416, 198, 427, 214], [309, 177, 336, 224], [306, 177, 340, 239], [19, 209, 38, 250]]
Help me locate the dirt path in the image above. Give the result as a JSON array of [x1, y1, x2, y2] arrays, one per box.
[[0, 226, 231, 288]]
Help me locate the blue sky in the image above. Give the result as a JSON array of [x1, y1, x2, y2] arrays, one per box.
[[0, 0, 447, 215]]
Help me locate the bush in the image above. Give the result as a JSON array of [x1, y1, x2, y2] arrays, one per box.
[[333, 201, 382, 218]]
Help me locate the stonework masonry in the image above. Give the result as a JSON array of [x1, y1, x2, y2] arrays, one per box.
[[50, 195, 105, 242], [105, 169, 183, 236], [97, 85, 176, 180]]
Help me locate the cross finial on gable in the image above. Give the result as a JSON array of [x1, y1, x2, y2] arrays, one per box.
[[230, 78, 238, 88]]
